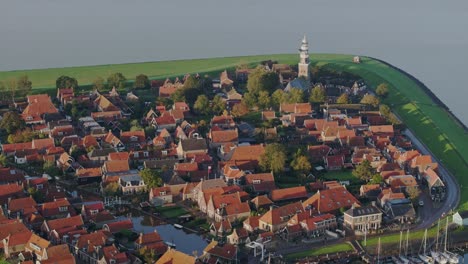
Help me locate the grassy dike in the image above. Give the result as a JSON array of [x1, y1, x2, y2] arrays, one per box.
[[1, 53, 466, 209]]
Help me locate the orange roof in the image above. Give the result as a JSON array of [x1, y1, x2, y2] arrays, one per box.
[[104, 160, 130, 173], [0, 221, 28, 243], [229, 144, 265, 162], [302, 186, 360, 214], [32, 138, 55, 150], [120, 130, 146, 143], [370, 125, 394, 134], [388, 175, 418, 190], [76, 230, 108, 251], [155, 248, 196, 264], [109, 152, 130, 161], [45, 215, 83, 231], [6, 231, 33, 247], [104, 219, 133, 233], [210, 129, 238, 143], [410, 155, 434, 168], [8, 197, 37, 214], [137, 230, 162, 245], [82, 135, 99, 148], [174, 162, 199, 172], [270, 186, 308, 202], [151, 186, 171, 197], [1, 142, 32, 153], [262, 111, 276, 120], [243, 216, 260, 230], [346, 117, 362, 126], [94, 95, 118, 111], [423, 168, 443, 188], [22, 94, 57, 119], [259, 201, 304, 226], [76, 167, 102, 178], [397, 150, 420, 163], [25, 233, 50, 253], [251, 195, 273, 207]]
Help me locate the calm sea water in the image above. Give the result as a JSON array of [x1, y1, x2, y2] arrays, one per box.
[[1, 0, 467, 125]]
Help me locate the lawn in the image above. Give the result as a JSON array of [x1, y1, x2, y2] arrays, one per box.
[[1, 53, 466, 208], [156, 206, 188, 219], [322, 170, 358, 183], [285, 242, 354, 260]]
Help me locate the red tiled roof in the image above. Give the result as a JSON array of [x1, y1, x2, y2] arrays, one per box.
[[104, 160, 130, 173], [270, 186, 307, 202], [32, 138, 55, 150], [259, 201, 304, 226], [302, 186, 359, 214], [45, 215, 84, 231], [210, 129, 238, 143], [76, 167, 102, 178], [104, 219, 133, 233], [40, 199, 76, 218], [1, 142, 32, 153]]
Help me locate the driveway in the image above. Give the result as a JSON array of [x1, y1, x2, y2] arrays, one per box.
[[403, 129, 460, 229]]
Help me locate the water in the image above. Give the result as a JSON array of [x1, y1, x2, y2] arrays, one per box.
[[128, 216, 208, 255], [1, 1, 468, 125]]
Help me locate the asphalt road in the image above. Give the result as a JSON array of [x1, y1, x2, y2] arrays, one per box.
[[403, 129, 460, 229]]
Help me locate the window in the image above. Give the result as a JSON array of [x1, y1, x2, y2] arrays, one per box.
[[36, 184, 43, 190], [144, 152, 149, 157], [59, 206, 68, 212], [134, 152, 139, 158], [253, 179, 261, 184]]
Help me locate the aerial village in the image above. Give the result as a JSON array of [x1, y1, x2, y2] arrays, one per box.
[[0, 37, 450, 263]]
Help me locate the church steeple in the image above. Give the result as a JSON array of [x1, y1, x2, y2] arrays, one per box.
[[298, 35, 310, 80]]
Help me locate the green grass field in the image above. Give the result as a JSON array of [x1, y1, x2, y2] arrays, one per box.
[[1, 53, 466, 208], [156, 206, 188, 218], [285, 242, 354, 260], [322, 170, 359, 184]]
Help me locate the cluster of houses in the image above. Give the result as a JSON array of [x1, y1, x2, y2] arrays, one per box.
[[0, 39, 449, 262]]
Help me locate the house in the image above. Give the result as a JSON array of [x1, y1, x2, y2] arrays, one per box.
[[270, 186, 307, 203], [153, 112, 177, 131], [261, 111, 276, 121], [214, 200, 251, 223], [369, 125, 394, 138], [359, 184, 381, 200], [382, 198, 416, 224], [149, 186, 173, 206], [245, 173, 276, 194], [0, 183, 24, 205], [250, 195, 274, 211], [39, 199, 76, 219], [280, 223, 303, 241], [243, 216, 260, 233], [227, 228, 249, 245], [258, 201, 304, 232], [280, 103, 312, 114], [2, 231, 33, 258], [41, 215, 84, 243], [422, 167, 445, 202], [103, 131, 125, 151], [0, 167, 26, 185], [177, 138, 208, 159], [102, 160, 130, 176], [134, 230, 163, 250], [98, 245, 130, 264], [120, 130, 146, 150], [155, 248, 197, 264], [209, 220, 232, 237], [81, 201, 105, 221], [7, 197, 37, 218], [23, 233, 51, 261], [103, 219, 133, 234], [209, 129, 238, 149], [324, 155, 345, 171], [210, 115, 236, 130], [219, 70, 234, 88], [22, 94, 58, 124], [76, 167, 102, 185], [344, 205, 382, 232], [453, 211, 468, 226], [41, 244, 75, 264], [202, 240, 237, 264], [386, 175, 418, 193], [377, 188, 406, 207], [119, 175, 146, 194], [302, 186, 359, 214], [308, 145, 331, 163], [410, 155, 438, 175], [221, 144, 265, 170]]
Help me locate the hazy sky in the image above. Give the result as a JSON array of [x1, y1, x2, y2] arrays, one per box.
[[1, 0, 468, 124]]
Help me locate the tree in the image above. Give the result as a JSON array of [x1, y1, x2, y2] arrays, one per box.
[[257, 91, 271, 109], [107, 73, 127, 89], [259, 143, 287, 174], [212, 95, 226, 114], [139, 247, 157, 264], [139, 168, 163, 189], [0, 112, 25, 134], [134, 74, 150, 89], [43, 161, 61, 179], [17, 75, 32, 97], [93, 76, 105, 91], [231, 102, 249, 117], [309, 85, 326, 103], [291, 154, 311, 174], [272, 89, 286, 109], [28, 187, 45, 203], [0, 154, 7, 167], [352, 160, 374, 181], [376, 83, 389, 98], [247, 67, 279, 95], [288, 88, 305, 103], [379, 104, 391, 117], [360, 94, 380, 108], [194, 95, 210, 115], [336, 93, 350, 104], [56, 75, 78, 89], [406, 186, 421, 203], [104, 182, 120, 196], [370, 174, 383, 184], [170, 88, 185, 103]]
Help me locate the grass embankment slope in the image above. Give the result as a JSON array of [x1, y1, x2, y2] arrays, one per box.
[[1, 53, 466, 208]]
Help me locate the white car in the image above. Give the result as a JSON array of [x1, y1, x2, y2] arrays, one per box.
[[419, 200, 424, 206]]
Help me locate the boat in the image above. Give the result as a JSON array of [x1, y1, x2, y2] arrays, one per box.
[[164, 241, 176, 248], [392, 256, 403, 264], [430, 251, 447, 264], [173, 223, 183, 229], [408, 256, 424, 263], [399, 255, 410, 264], [418, 254, 433, 263], [441, 252, 458, 264]]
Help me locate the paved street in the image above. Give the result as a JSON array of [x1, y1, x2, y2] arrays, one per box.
[[403, 129, 460, 229]]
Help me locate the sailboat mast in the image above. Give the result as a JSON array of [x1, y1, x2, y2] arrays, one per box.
[[399, 231, 403, 256], [377, 237, 381, 264], [405, 229, 409, 256], [436, 220, 440, 251], [444, 217, 449, 252], [423, 229, 427, 254]]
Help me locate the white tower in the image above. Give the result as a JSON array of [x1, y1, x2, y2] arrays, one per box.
[[298, 35, 310, 80]]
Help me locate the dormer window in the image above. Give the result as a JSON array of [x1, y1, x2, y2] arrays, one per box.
[[159, 191, 166, 196], [143, 151, 149, 157], [252, 179, 261, 184], [59, 206, 68, 212], [36, 184, 43, 190], [130, 136, 138, 142], [90, 209, 99, 215]]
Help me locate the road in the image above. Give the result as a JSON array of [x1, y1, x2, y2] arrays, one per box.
[[403, 129, 460, 229]]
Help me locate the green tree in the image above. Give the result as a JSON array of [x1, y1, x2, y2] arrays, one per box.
[[0, 154, 7, 167], [376, 83, 389, 98], [370, 174, 383, 184], [379, 104, 391, 117], [107, 72, 127, 89], [406, 186, 421, 203], [28, 187, 45, 203], [134, 74, 150, 89], [231, 102, 249, 117], [139, 168, 163, 188], [43, 161, 61, 179], [336, 93, 350, 104], [93, 76, 105, 91], [104, 182, 120, 196], [0, 112, 25, 134], [139, 247, 157, 263], [56, 75, 78, 89], [247, 67, 279, 95], [288, 88, 305, 103], [259, 143, 287, 174], [352, 160, 374, 181], [17, 75, 32, 97], [257, 91, 271, 109], [242, 92, 257, 108], [291, 154, 312, 174], [170, 88, 185, 103], [360, 94, 380, 107], [212, 95, 226, 114], [309, 85, 326, 103], [271, 89, 286, 109], [194, 95, 210, 115]]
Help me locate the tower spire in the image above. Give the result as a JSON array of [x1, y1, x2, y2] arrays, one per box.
[[298, 34, 310, 80]]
